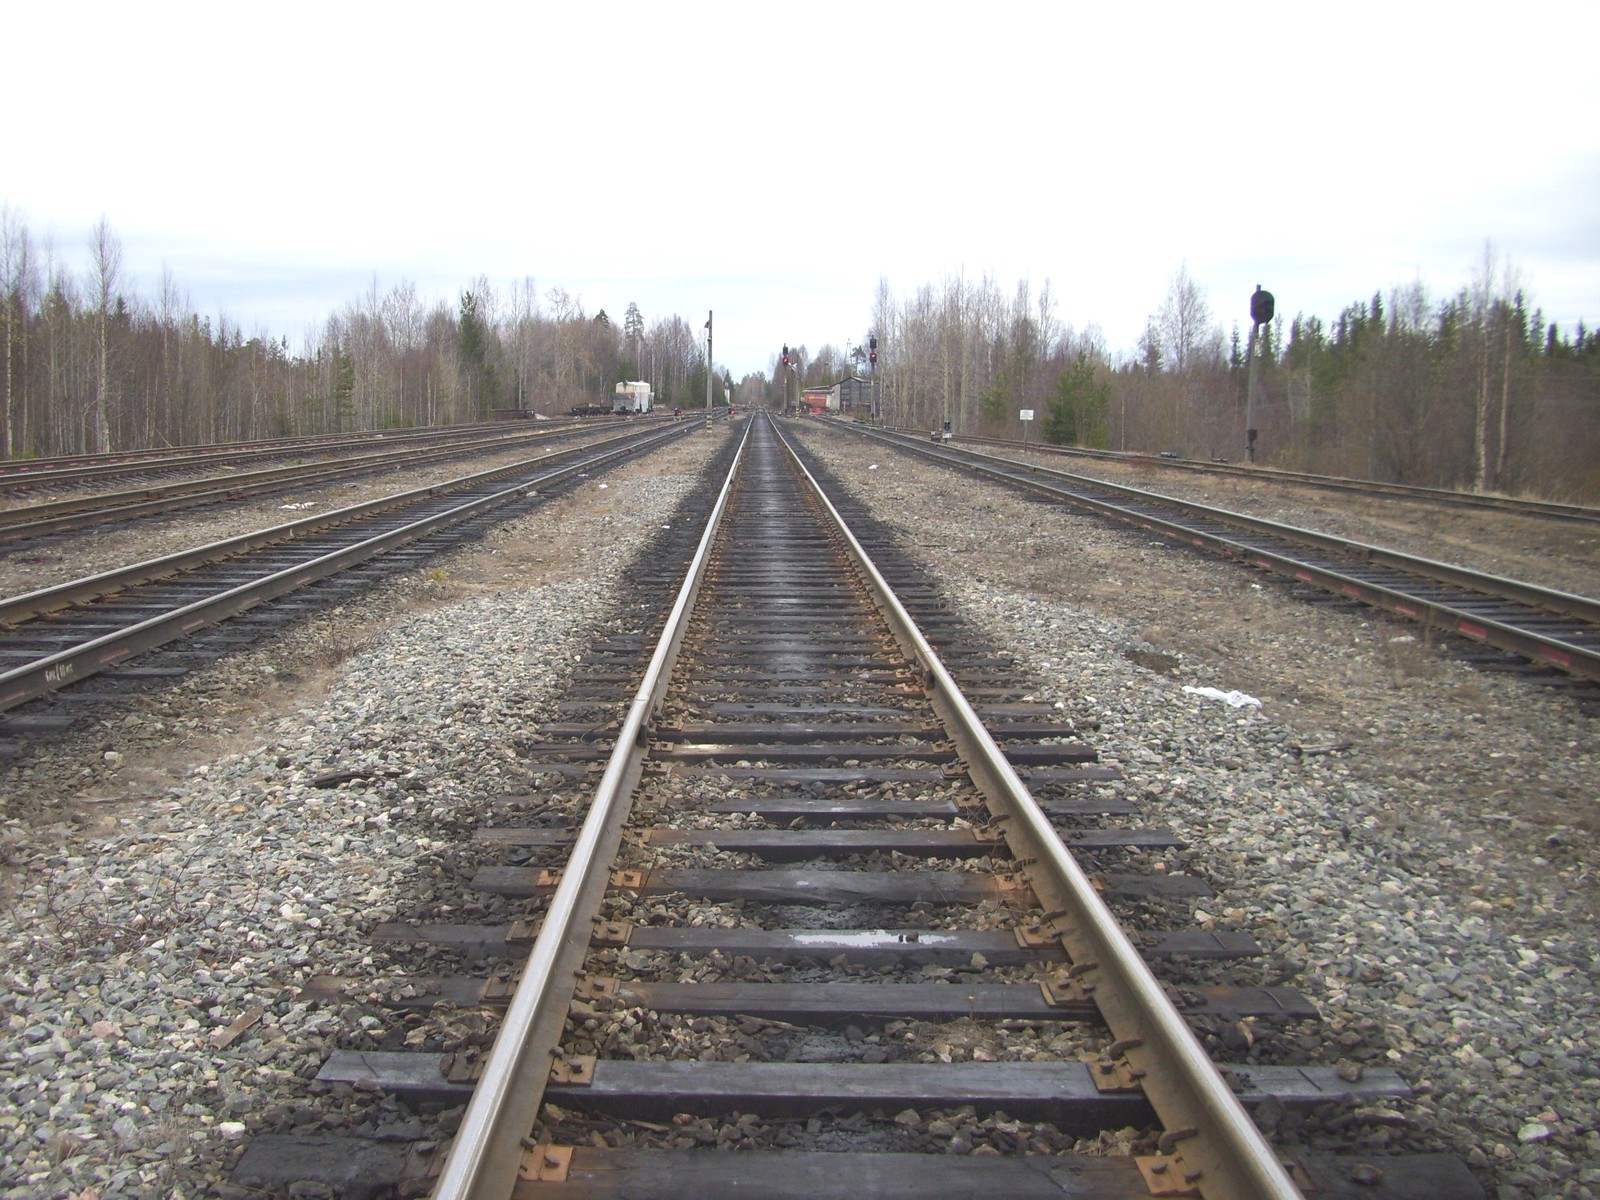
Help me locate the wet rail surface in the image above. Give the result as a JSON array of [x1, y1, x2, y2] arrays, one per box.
[[234, 412, 1477, 1199], [0, 421, 689, 720], [848, 427, 1600, 688]]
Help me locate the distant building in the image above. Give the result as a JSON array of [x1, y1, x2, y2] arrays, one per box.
[[832, 376, 872, 415], [802, 375, 873, 416]]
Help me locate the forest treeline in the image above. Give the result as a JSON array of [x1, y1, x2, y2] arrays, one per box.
[[0, 213, 731, 458], [4, 210, 1595, 500], [800, 262, 1595, 501]]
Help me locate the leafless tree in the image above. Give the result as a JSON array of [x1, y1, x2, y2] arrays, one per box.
[[1157, 263, 1216, 375], [89, 217, 122, 452], [1, 206, 39, 459]]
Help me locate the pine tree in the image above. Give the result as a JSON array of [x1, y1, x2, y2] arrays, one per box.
[[1045, 353, 1109, 447]]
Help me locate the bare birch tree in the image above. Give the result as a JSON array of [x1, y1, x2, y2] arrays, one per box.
[[89, 217, 122, 452], [1158, 262, 1213, 375], [0, 206, 37, 459]]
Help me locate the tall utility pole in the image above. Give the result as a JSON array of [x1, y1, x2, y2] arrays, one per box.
[[1245, 285, 1274, 462], [704, 311, 713, 430]]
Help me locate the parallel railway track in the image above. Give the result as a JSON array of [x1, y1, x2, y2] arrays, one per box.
[[233, 412, 1476, 1199], [0, 422, 629, 545], [946, 431, 1600, 525], [0, 421, 566, 494], [0, 422, 689, 717], [847, 427, 1600, 686]]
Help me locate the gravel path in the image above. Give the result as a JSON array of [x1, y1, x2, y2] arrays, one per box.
[[0, 420, 1594, 1199]]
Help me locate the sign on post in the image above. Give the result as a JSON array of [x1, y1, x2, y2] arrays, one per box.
[[1020, 408, 1034, 448]]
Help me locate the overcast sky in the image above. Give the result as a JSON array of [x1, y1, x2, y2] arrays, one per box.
[[7, 2, 1597, 378]]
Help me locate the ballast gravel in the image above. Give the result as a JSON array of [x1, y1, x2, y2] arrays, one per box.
[[0, 420, 1594, 1199], [0, 436, 719, 1199], [0, 435, 584, 599], [793, 424, 1600, 1200]]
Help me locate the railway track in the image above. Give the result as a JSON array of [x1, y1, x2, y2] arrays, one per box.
[[0, 421, 564, 495], [234, 411, 1476, 1199], [846, 427, 1600, 687], [946, 431, 1600, 526], [0, 422, 625, 545], [0, 421, 688, 719]]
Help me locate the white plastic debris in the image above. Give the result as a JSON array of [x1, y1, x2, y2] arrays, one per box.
[[868, 463, 880, 470], [1183, 686, 1262, 708]]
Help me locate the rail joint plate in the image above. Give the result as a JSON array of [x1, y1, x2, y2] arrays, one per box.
[[1091, 1056, 1146, 1093], [1014, 924, 1057, 950], [592, 920, 634, 946], [442, 1053, 481, 1083], [519, 1145, 573, 1181], [1136, 1151, 1201, 1195], [574, 976, 618, 1001], [549, 1054, 595, 1086]]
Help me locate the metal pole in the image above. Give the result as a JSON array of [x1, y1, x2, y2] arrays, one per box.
[[1245, 320, 1260, 463], [705, 310, 713, 431]]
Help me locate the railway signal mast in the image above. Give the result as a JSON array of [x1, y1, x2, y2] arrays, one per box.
[[780, 345, 795, 415], [1245, 285, 1274, 463], [869, 335, 880, 422]]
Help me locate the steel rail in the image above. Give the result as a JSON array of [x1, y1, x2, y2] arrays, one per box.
[[0, 425, 587, 541], [849, 426, 1600, 682], [0, 425, 687, 713], [429, 422, 750, 1200], [0, 422, 532, 491], [943, 430, 1600, 524], [0, 424, 662, 628], [896, 431, 1600, 616], [775, 419, 1303, 1199], [0, 431, 413, 483]]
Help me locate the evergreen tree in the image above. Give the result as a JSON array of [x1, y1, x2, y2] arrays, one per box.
[[978, 365, 1012, 429], [459, 290, 487, 369], [1044, 353, 1109, 447], [623, 302, 645, 376], [331, 347, 355, 430], [458, 289, 498, 411]]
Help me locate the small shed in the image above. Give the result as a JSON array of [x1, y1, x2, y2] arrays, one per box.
[[802, 375, 873, 416], [831, 376, 872, 415]]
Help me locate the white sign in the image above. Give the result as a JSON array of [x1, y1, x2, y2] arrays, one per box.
[[1019, 409, 1035, 421]]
